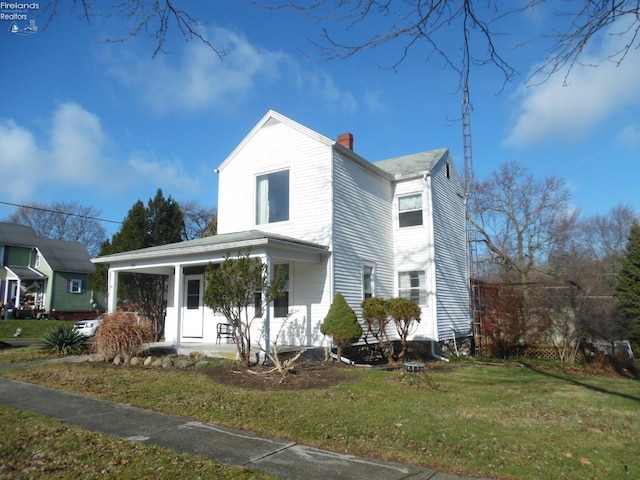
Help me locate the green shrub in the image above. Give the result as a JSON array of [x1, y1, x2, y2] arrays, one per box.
[[40, 324, 89, 355], [94, 311, 153, 359], [321, 292, 363, 362]]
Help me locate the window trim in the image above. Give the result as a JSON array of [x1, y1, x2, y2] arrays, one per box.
[[398, 192, 423, 228], [67, 278, 84, 294], [362, 263, 375, 300], [398, 270, 427, 305], [256, 169, 290, 225], [272, 263, 290, 318]]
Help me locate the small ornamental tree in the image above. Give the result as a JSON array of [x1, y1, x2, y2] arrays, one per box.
[[361, 297, 395, 363], [321, 292, 363, 363], [388, 297, 421, 362], [203, 252, 286, 367]]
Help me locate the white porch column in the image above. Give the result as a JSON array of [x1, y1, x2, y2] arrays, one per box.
[[172, 264, 184, 348], [107, 270, 118, 313], [263, 255, 271, 357]]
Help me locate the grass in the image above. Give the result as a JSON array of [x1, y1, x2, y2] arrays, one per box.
[[0, 405, 275, 480], [1, 356, 638, 480], [0, 320, 70, 342]]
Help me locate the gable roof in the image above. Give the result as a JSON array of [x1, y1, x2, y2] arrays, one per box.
[[216, 110, 335, 172], [0, 222, 94, 274], [374, 148, 449, 178]]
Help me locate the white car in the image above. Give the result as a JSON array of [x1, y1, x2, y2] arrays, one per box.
[[73, 315, 104, 337]]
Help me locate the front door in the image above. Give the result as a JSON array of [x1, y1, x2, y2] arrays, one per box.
[[182, 275, 204, 338]]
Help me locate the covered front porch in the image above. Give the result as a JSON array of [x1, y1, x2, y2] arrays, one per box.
[[92, 231, 331, 350]]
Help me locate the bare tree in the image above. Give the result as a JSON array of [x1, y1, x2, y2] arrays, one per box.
[[469, 161, 578, 284], [263, 1, 640, 89], [5, 201, 108, 257], [180, 202, 217, 240], [39, 0, 225, 57]]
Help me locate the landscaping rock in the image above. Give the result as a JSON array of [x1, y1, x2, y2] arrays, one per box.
[[161, 357, 174, 369], [143, 356, 154, 366], [130, 357, 141, 366], [175, 359, 194, 369], [113, 355, 123, 366], [151, 357, 164, 367]]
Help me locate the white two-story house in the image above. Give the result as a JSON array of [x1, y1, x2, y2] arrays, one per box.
[[93, 110, 471, 351]]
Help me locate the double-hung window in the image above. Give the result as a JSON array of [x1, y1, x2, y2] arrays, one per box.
[[67, 279, 84, 294], [398, 271, 426, 305], [256, 170, 289, 224], [398, 193, 423, 227]]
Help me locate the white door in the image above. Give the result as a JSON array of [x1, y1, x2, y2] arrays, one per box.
[[182, 275, 204, 338]]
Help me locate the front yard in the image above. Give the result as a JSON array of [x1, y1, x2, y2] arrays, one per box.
[[0, 347, 638, 480]]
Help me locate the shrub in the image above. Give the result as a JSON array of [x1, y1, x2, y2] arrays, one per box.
[[361, 297, 394, 363], [41, 324, 89, 355], [388, 297, 421, 362], [94, 311, 153, 359], [321, 292, 363, 362]]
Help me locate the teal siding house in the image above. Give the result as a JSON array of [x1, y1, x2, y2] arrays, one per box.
[[0, 222, 98, 319]]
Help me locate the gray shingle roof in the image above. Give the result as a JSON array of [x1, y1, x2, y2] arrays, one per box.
[[0, 222, 94, 274], [373, 148, 449, 176]]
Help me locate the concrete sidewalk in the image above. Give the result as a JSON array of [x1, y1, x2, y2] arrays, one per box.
[[0, 365, 491, 480]]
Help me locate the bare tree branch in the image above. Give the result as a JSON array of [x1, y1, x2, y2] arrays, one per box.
[[38, 0, 226, 57]]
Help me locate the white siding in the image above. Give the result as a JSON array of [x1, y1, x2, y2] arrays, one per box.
[[218, 120, 332, 246], [430, 156, 471, 340], [332, 152, 394, 318], [392, 177, 437, 340]]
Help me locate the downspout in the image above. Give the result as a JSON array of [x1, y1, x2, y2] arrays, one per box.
[[431, 340, 449, 362]]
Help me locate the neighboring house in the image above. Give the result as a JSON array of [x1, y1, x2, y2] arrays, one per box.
[[92, 110, 470, 350], [0, 222, 98, 319]]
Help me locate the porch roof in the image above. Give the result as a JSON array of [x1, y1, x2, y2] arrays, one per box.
[[5, 267, 47, 280], [91, 230, 330, 265]]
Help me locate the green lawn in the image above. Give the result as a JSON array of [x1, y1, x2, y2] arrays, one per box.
[[0, 319, 70, 342], [1, 356, 638, 480], [0, 405, 275, 480]]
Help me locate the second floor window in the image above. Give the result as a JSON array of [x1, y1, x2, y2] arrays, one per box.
[[256, 170, 289, 224], [398, 193, 423, 227]]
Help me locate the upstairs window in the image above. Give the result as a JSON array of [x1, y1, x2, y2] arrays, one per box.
[[398, 193, 423, 227], [256, 170, 289, 224], [398, 270, 426, 305]]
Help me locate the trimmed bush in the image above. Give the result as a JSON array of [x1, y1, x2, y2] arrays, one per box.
[[94, 311, 153, 359], [321, 292, 363, 362], [41, 324, 89, 355]]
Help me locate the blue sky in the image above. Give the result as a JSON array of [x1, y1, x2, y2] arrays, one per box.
[[1, 1, 638, 238]]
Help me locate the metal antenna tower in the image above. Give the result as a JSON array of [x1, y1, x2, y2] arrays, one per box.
[[462, 84, 483, 354]]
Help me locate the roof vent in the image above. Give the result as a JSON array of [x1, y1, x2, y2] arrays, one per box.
[[337, 133, 353, 150]]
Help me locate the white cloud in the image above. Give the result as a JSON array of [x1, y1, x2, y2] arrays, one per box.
[[504, 21, 640, 148], [107, 25, 358, 114], [616, 123, 640, 148], [128, 152, 201, 195], [0, 120, 43, 201], [0, 103, 201, 205]]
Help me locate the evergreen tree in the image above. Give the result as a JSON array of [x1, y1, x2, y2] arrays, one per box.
[[321, 293, 363, 363], [92, 189, 185, 341], [614, 222, 640, 349]]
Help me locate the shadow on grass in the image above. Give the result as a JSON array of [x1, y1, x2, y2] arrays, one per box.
[[523, 363, 640, 404]]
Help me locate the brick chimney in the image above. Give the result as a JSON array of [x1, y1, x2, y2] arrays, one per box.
[[337, 132, 354, 150]]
